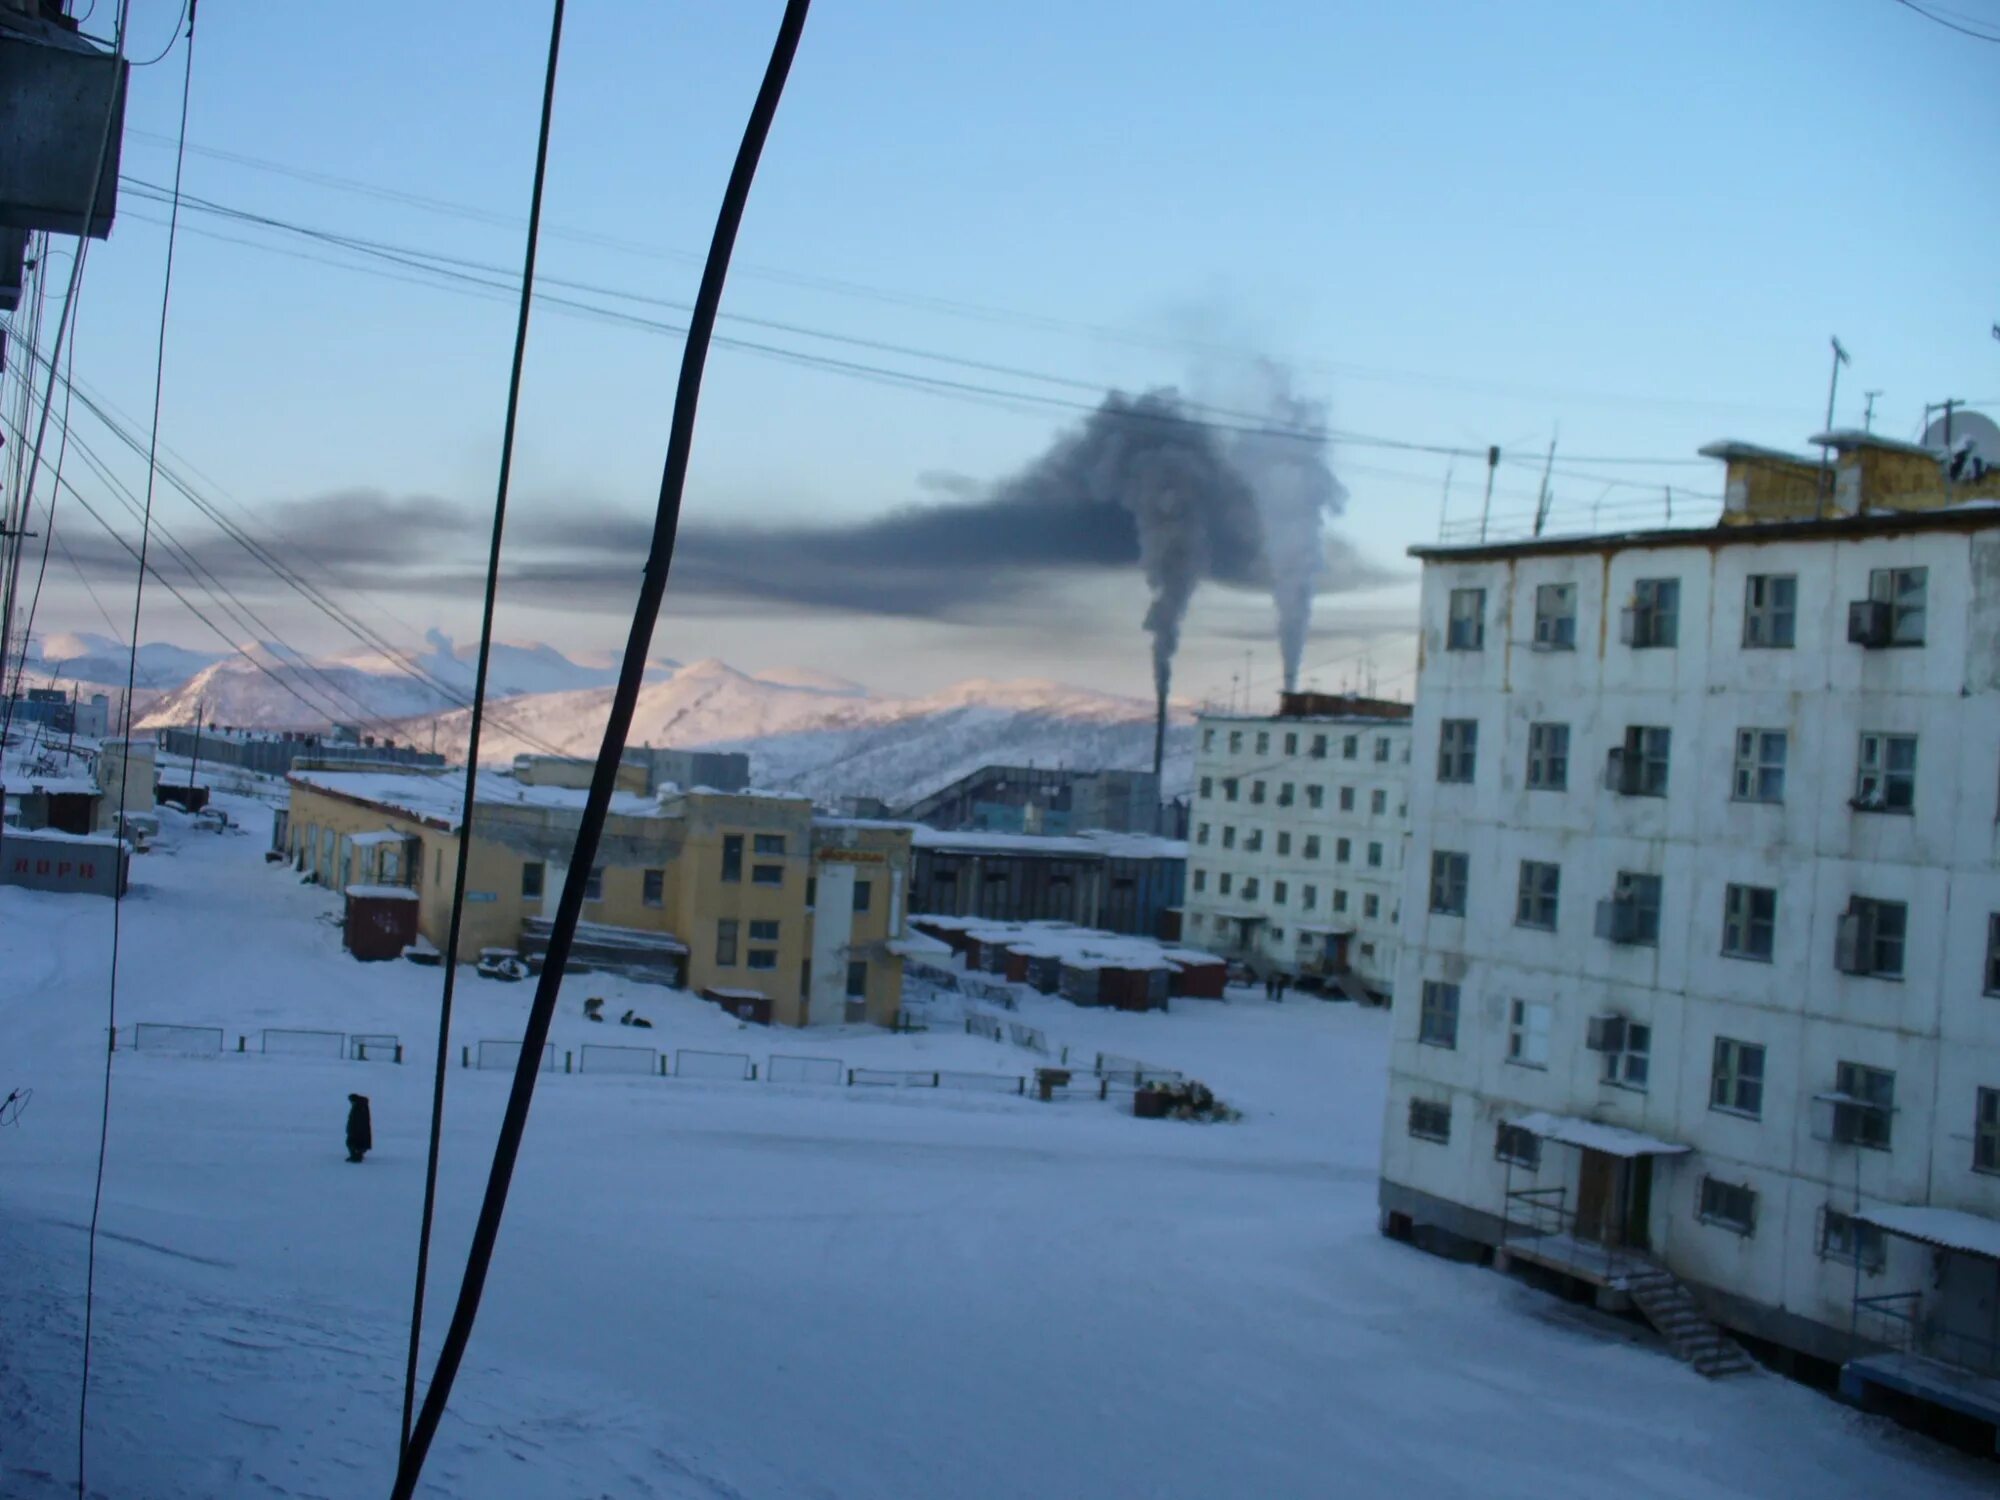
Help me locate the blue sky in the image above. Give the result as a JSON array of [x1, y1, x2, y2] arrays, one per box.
[[35, 0, 2000, 704]]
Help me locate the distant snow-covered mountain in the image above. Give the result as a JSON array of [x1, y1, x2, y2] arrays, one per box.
[[413, 658, 1194, 804], [30, 631, 225, 691]]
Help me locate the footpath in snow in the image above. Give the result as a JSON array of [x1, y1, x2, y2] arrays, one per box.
[[0, 792, 1990, 1498]]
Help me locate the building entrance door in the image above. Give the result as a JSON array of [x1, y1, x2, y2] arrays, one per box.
[[1575, 1149, 1620, 1246]]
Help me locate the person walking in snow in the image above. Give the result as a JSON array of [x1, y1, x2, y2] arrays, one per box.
[[346, 1093, 373, 1163]]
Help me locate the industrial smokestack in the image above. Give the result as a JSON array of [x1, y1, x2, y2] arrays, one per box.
[[1152, 689, 1166, 783]]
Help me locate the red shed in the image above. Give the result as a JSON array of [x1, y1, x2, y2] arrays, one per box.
[[344, 884, 420, 961], [1167, 953, 1227, 1000], [1097, 962, 1172, 1012]]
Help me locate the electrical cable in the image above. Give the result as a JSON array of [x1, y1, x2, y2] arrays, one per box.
[[399, 0, 566, 1463], [82, 7, 190, 1496], [390, 2, 810, 1491], [1887, 0, 2000, 42], [6, 287, 84, 712]]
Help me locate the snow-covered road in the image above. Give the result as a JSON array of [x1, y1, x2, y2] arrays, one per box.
[[1, 798, 1988, 1497]]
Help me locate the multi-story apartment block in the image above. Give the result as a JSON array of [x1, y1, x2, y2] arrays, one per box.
[[1380, 430, 2000, 1431], [1183, 692, 1411, 1002]]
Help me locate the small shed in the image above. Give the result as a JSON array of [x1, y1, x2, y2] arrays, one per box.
[[1015, 948, 1064, 994], [1058, 958, 1104, 1007], [344, 884, 420, 960], [703, 986, 772, 1026], [1098, 961, 1172, 1012], [1166, 952, 1227, 1000]]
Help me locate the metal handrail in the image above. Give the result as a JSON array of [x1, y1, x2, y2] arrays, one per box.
[[1855, 1290, 2000, 1377]]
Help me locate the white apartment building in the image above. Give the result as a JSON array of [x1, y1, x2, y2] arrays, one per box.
[[1380, 433, 2000, 1429], [1183, 693, 1411, 1002]]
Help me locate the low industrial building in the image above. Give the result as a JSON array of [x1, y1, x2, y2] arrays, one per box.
[[285, 764, 912, 1027], [512, 746, 751, 795], [911, 826, 1185, 939], [910, 914, 1225, 1007], [897, 763, 1165, 835], [5, 686, 110, 738], [155, 724, 445, 778]]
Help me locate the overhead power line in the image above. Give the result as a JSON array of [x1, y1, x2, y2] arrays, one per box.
[[1887, 0, 2000, 42]]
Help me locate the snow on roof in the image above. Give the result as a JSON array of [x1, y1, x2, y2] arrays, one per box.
[[910, 826, 1184, 859], [1698, 439, 1821, 467], [1809, 428, 1940, 459], [887, 930, 952, 959], [1856, 1204, 2000, 1260], [289, 768, 659, 830], [3, 825, 130, 850], [1509, 1111, 1689, 1158], [344, 884, 418, 901], [5, 776, 99, 796], [346, 829, 408, 847], [705, 986, 768, 1000], [925, 915, 1195, 972]]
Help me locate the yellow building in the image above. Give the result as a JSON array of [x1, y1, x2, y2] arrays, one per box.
[[1704, 427, 2000, 525], [284, 762, 913, 1027]]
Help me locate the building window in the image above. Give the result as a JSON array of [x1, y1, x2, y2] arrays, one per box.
[[1218, 873, 1233, 895], [846, 960, 868, 997], [1610, 725, 1671, 797], [1196, 823, 1210, 845], [715, 919, 739, 966], [1370, 788, 1387, 815], [749, 919, 779, 941], [1418, 980, 1459, 1048], [1597, 871, 1662, 946], [1202, 729, 1214, 751], [1832, 1061, 1896, 1150], [1438, 718, 1478, 784], [1342, 734, 1358, 760], [1837, 897, 1907, 979], [1229, 731, 1243, 753], [1721, 883, 1776, 961], [1224, 778, 1239, 802], [747, 949, 777, 971], [1374, 736, 1391, 764], [1977, 1089, 2000, 1173], [1711, 1037, 1765, 1118], [1222, 825, 1236, 849], [521, 861, 545, 900], [1602, 1020, 1651, 1091], [1339, 785, 1355, 811], [1192, 869, 1206, 893], [1526, 722, 1569, 791], [1429, 851, 1469, 915], [1446, 587, 1486, 650], [721, 834, 743, 883], [1273, 880, 1289, 905], [754, 833, 786, 856], [583, 866, 605, 902], [1698, 1176, 1757, 1235], [1820, 1209, 1886, 1272], [1367, 842, 1383, 868], [853, 879, 872, 912], [1199, 776, 1213, 800], [643, 868, 665, 907], [1408, 1098, 1451, 1143], [1284, 732, 1298, 754], [1276, 831, 1292, 856], [1245, 829, 1264, 853], [1305, 785, 1324, 809], [1496, 1122, 1541, 1169], [1743, 573, 1797, 648], [1507, 999, 1552, 1069], [1624, 577, 1680, 648], [1336, 838, 1351, 863], [1304, 835, 1321, 859], [1363, 893, 1379, 919], [1278, 782, 1295, 807], [1516, 860, 1559, 930], [1242, 877, 1260, 900], [1533, 582, 1577, 650], [1332, 888, 1348, 913], [1301, 883, 1317, 910], [753, 864, 784, 886], [1987, 914, 2000, 996], [1256, 731, 1270, 755], [1854, 732, 1917, 813], [1252, 780, 1267, 805], [1311, 734, 1328, 760], [1732, 729, 1787, 804], [1868, 566, 1927, 645]]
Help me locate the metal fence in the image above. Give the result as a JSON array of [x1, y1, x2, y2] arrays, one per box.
[[579, 1043, 659, 1076], [964, 1012, 1004, 1042], [474, 1039, 557, 1074], [675, 1048, 754, 1082], [936, 1070, 1026, 1095], [131, 1023, 224, 1054], [261, 1028, 345, 1058], [767, 1054, 844, 1086], [961, 978, 1018, 1010], [349, 1033, 402, 1063], [848, 1067, 940, 1088], [1007, 1022, 1049, 1055]]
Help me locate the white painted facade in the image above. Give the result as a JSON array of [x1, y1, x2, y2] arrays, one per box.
[[1183, 709, 1411, 999], [1381, 511, 2000, 1367]]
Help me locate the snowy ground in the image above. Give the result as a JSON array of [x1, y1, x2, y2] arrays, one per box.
[[1, 795, 1991, 1498]]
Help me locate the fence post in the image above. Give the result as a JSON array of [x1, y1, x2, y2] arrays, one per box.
[[931, 1072, 940, 1088], [750, 1063, 759, 1081], [846, 1068, 855, 1086], [659, 1055, 668, 1076], [565, 1050, 573, 1075], [461, 1045, 469, 1069], [237, 1035, 246, 1053], [395, 1044, 404, 1064]]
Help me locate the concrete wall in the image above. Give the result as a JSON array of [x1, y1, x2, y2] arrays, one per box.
[[94, 739, 155, 834], [1385, 522, 2000, 1360]]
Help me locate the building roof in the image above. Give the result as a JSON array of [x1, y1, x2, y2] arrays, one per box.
[[1195, 710, 1412, 728], [1808, 428, 1941, 459], [1509, 1111, 1689, 1158], [288, 768, 659, 831], [1697, 439, 1822, 467], [1408, 504, 2000, 564], [910, 826, 1185, 860], [1856, 1204, 2000, 1260], [913, 914, 1210, 972]]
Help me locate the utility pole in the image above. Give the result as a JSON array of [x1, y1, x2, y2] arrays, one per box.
[[1478, 445, 1499, 542], [1532, 432, 1558, 536], [1436, 461, 1455, 541], [189, 697, 204, 795], [1818, 336, 1850, 515], [1862, 390, 1881, 432], [1941, 397, 1959, 505]]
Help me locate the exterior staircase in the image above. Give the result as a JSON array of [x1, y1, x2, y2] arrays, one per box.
[[1621, 1264, 1756, 1377]]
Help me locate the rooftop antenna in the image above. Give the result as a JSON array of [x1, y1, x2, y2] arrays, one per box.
[[1818, 336, 1850, 515], [1862, 390, 1882, 432], [1437, 460, 1455, 540], [1477, 445, 1499, 541], [1532, 429, 1558, 536]]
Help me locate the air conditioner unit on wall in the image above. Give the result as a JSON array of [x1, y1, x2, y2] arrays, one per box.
[[1833, 906, 1873, 974], [1847, 599, 1892, 648], [1584, 1014, 1627, 1053], [1595, 897, 1640, 945]]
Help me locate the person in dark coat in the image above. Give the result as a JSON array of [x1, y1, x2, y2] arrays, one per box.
[[346, 1093, 373, 1163]]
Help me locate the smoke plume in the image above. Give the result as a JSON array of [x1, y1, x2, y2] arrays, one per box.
[[1225, 366, 1347, 691]]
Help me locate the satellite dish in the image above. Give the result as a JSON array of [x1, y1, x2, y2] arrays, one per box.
[[1921, 410, 2000, 480]]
